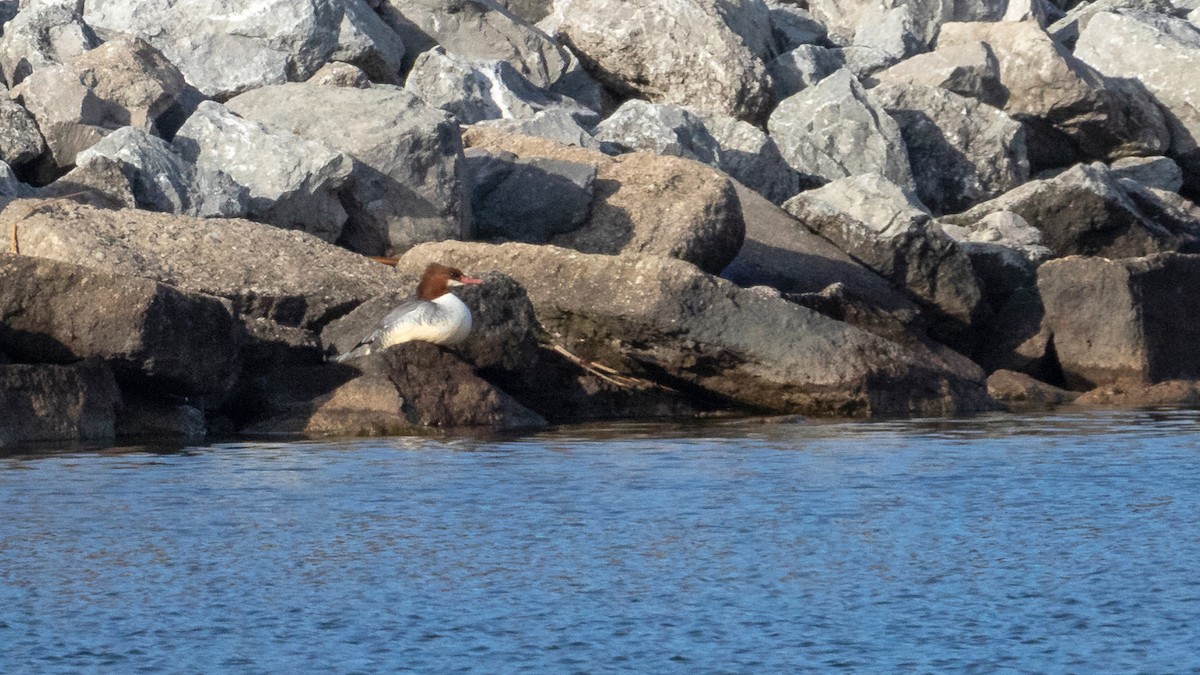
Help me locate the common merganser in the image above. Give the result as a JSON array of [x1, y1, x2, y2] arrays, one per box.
[[334, 262, 483, 362]]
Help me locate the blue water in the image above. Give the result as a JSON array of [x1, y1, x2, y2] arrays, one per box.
[[2, 410, 1200, 673]]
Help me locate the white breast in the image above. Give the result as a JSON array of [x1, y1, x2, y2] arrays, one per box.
[[377, 293, 473, 348]]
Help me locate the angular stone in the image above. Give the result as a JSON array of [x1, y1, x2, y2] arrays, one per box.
[[380, 0, 572, 89], [466, 150, 595, 242], [938, 20, 1171, 168], [74, 125, 249, 218], [1038, 253, 1200, 388], [1074, 11, 1200, 194], [404, 46, 570, 124], [174, 101, 350, 242], [783, 174, 985, 337], [807, 0, 1010, 48], [471, 107, 602, 149], [870, 82, 1028, 215], [0, 3, 97, 87], [0, 86, 46, 167], [767, 45, 843, 102], [82, 0, 354, 99], [331, 0, 406, 83], [0, 199, 398, 328], [1049, 0, 1175, 48], [0, 253, 239, 397], [871, 40, 1003, 108], [13, 35, 188, 169], [227, 83, 469, 256], [0, 360, 119, 446], [942, 162, 1200, 259], [462, 127, 745, 274], [307, 61, 373, 88], [1110, 156, 1185, 193], [1073, 379, 1200, 407], [987, 369, 1074, 410], [549, 0, 771, 121], [393, 240, 994, 417], [769, 68, 914, 190], [770, 5, 827, 51]]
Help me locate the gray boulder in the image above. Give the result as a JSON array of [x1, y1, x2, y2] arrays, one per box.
[[1110, 156, 1185, 193], [466, 149, 595, 242], [549, 0, 772, 121], [0, 3, 96, 87], [174, 101, 351, 242], [1074, 11, 1200, 194], [0, 199, 398, 328], [0, 85, 45, 167], [462, 127, 745, 274], [380, 0, 572, 89], [767, 45, 843, 101], [82, 0, 381, 100], [74, 126, 248, 218], [331, 0, 406, 83], [769, 68, 915, 191], [471, 107, 601, 149], [594, 100, 800, 205], [0, 360, 119, 446], [937, 21, 1171, 169], [13, 35, 188, 170], [1049, 0, 1175, 48], [869, 82, 1029, 215], [227, 83, 470, 256], [987, 369, 1074, 411], [807, 0, 1010, 49], [1039, 253, 1200, 388], [0, 159, 31, 198], [783, 174, 985, 336], [871, 40, 1004, 108], [848, 4, 924, 71], [404, 46, 578, 124], [0, 252, 239, 398], [942, 162, 1200, 259], [393, 240, 995, 417]]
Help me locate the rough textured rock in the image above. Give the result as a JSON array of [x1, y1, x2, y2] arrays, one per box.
[[404, 46, 574, 124], [243, 343, 547, 435], [1038, 253, 1200, 389], [722, 182, 920, 317], [0, 360, 119, 446], [115, 396, 207, 439], [0, 199, 398, 328], [13, 35, 188, 170], [871, 40, 1003, 108], [1110, 156, 1185, 193], [466, 149, 595, 242], [593, 100, 800, 205], [380, 0, 571, 89], [74, 126, 249, 218], [307, 61, 373, 88], [82, 0, 382, 100], [769, 69, 914, 190], [1049, 0, 1175, 48], [807, 0, 1009, 49], [987, 369, 1074, 410], [0, 253, 240, 397], [549, 0, 772, 121], [1073, 379, 1200, 407], [462, 127, 745, 274], [1074, 11, 1200, 195], [174, 101, 351, 242], [767, 45, 843, 101], [393, 240, 995, 417], [331, 0, 407, 83], [870, 82, 1028, 215], [0, 86, 46, 167], [849, 4, 924, 72], [937, 21, 1170, 169], [0, 3, 97, 87], [471, 108, 601, 149], [942, 162, 1200, 259], [37, 155, 137, 208], [770, 5, 827, 51], [783, 174, 985, 336], [227, 83, 470, 256], [940, 210, 1052, 301]]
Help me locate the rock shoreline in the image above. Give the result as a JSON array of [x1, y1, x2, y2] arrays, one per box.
[[3, 0, 1200, 444]]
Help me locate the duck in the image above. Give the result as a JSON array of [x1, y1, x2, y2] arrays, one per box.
[[334, 262, 483, 362]]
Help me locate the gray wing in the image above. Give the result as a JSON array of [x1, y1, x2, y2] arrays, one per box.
[[333, 299, 438, 362]]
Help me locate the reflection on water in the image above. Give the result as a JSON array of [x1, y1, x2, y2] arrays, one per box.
[[2, 410, 1199, 672]]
